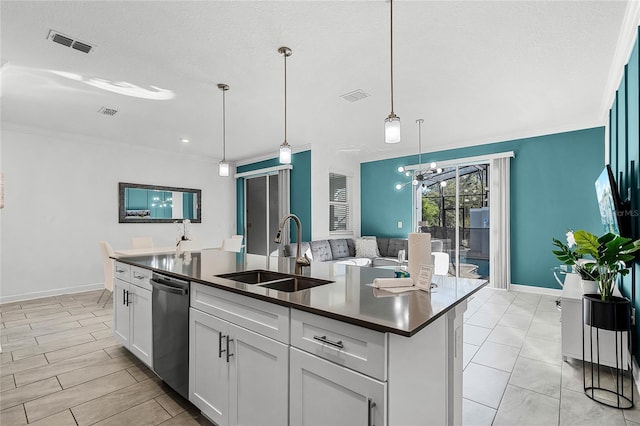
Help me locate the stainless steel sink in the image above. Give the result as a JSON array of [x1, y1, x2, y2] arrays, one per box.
[[215, 269, 333, 292], [259, 276, 333, 292], [216, 270, 292, 284]]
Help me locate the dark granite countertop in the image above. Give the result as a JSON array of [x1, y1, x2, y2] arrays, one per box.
[[114, 249, 487, 337]]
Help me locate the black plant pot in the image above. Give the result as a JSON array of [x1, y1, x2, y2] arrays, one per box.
[[583, 294, 630, 331]]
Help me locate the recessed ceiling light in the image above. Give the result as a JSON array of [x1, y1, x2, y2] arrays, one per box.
[[179, 138, 190, 143]]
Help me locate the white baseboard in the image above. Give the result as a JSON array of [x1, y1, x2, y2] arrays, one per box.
[[509, 283, 562, 297], [0, 282, 104, 304]]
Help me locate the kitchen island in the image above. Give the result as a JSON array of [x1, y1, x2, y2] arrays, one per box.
[[114, 248, 486, 426]]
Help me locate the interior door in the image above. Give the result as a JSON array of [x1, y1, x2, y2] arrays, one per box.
[[245, 174, 280, 255]]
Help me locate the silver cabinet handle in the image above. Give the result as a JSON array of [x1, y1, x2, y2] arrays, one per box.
[[368, 398, 376, 426], [218, 332, 225, 358], [116, 268, 125, 273], [313, 335, 344, 349], [122, 289, 130, 306], [226, 336, 234, 363], [133, 274, 145, 280]]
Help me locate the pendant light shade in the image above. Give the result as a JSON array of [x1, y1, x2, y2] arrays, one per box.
[[385, 114, 401, 144], [385, 0, 400, 144], [218, 161, 229, 177], [279, 141, 292, 164], [278, 46, 293, 164], [217, 83, 230, 177]]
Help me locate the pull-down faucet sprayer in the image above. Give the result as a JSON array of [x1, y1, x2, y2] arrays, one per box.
[[274, 214, 310, 275]]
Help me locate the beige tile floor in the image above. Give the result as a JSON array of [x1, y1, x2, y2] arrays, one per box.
[[463, 287, 640, 426], [2, 287, 639, 425], [0, 290, 212, 426]]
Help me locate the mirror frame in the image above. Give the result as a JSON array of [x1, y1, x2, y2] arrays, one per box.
[[118, 182, 202, 223]]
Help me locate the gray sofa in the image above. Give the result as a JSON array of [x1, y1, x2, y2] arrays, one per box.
[[284, 237, 444, 267]]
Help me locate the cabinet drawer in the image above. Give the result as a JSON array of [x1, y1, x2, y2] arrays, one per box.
[[130, 266, 152, 291], [114, 262, 131, 282], [190, 283, 290, 344], [291, 309, 387, 381]]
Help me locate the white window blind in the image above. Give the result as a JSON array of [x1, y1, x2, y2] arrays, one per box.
[[329, 173, 351, 233]]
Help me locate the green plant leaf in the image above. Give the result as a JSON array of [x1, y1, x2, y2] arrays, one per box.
[[574, 230, 599, 258]]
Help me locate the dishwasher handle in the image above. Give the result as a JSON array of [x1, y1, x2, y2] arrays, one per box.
[[150, 278, 188, 296]]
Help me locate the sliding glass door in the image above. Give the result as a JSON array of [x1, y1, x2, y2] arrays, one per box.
[[415, 164, 490, 279], [245, 174, 280, 256]]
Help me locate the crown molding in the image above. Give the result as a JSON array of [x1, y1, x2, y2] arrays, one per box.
[[599, 0, 640, 122]]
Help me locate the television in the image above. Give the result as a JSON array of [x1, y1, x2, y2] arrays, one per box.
[[594, 165, 628, 236]]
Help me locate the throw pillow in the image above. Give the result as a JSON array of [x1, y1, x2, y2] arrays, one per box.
[[355, 237, 380, 258]]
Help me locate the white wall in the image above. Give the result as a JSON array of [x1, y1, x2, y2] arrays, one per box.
[[1, 125, 236, 302], [310, 143, 361, 240]]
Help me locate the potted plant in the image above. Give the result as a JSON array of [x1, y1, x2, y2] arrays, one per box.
[[554, 230, 640, 331], [552, 231, 599, 293]]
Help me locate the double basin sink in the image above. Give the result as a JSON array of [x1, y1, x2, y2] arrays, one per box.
[[215, 270, 333, 293]]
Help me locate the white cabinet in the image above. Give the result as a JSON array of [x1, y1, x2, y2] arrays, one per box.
[[113, 278, 130, 346], [188, 283, 467, 426], [128, 283, 153, 363], [189, 308, 229, 425], [291, 309, 387, 381], [290, 347, 385, 426], [561, 278, 629, 368], [189, 283, 289, 426], [112, 262, 153, 368]]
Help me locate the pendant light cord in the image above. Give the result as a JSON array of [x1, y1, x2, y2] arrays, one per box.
[[222, 89, 226, 161], [390, 0, 394, 115], [418, 120, 422, 166], [284, 51, 288, 143]]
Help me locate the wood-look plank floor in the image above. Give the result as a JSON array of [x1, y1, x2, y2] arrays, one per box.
[[0, 290, 213, 426]]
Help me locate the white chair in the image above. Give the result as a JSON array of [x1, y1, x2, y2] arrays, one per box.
[[131, 236, 154, 249], [432, 252, 450, 286], [222, 235, 244, 252], [98, 241, 115, 307]]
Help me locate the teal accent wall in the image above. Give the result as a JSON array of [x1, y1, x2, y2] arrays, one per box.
[[362, 127, 605, 289], [235, 150, 312, 242], [608, 28, 639, 362]]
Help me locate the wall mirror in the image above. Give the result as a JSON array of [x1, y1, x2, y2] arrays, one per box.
[[119, 182, 202, 223]]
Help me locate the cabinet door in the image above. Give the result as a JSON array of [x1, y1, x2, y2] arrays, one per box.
[[229, 324, 289, 426], [129, 285, 153, 368], [113, 279, 130, 346], [290, 347, 386, 426], [189, 308, 230, 426]]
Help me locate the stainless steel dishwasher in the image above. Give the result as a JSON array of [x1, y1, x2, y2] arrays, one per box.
[[150, 273, 190, 399]]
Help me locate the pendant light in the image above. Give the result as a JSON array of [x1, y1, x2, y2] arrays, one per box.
[[278, 46, 293, 164], [394, 119, 439, 190], [413, 119, 424, 185], [217, 83, 230, 177], [384, 0, 400, 144]]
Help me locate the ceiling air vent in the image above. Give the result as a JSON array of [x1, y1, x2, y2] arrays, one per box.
[[98, 107, 118, 116], [340, 89, 370, 103], [47, 30, 94, 54]]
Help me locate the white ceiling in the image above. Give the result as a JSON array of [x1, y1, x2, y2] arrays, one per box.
[[0, 1, 631, 164]]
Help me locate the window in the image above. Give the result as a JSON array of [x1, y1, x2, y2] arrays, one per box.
[[329, 173, 351, 233]]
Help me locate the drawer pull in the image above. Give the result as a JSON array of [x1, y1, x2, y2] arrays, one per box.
[[226, 336, 234, 363], [133, 274, 145, 280], [116, 269, 125, 273], [218, 332, 226, 358], [313, 335, 344, 349], [368, 398, 376, 426]]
